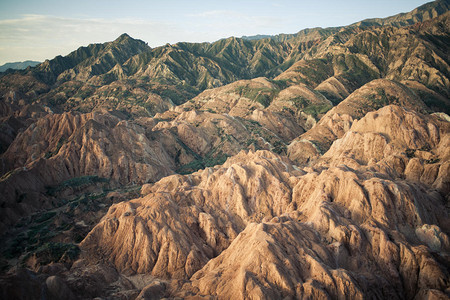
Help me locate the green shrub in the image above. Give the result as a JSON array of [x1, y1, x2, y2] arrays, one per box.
[[256, 94, 271, 108], [425, 158, 440, 164], [303, 103, 332, 119], [272, 140, 287, 155], [292, 96, 310, 110], [177, 152, 229, 175], [46, 175, 108, 196], [32, 242, 80, 265], [44, 137, 66, 159], [405, 148, 415, 158]]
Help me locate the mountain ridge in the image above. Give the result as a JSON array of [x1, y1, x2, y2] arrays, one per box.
[[1, 1, 448, 122], [0, 60, 41, 73]]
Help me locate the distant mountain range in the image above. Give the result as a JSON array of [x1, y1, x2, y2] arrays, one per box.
[[0, 60, 40, 72]]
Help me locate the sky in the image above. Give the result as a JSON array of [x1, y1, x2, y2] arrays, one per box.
[[0, 0, 431, 65]]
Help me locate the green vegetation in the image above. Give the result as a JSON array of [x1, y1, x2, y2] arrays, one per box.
[[74, 85, 95, 99], [47, 93, 67, 106], [294, 59, 331, 86], [363, 88, 400, 110], [270, 79, 291, 90], [255, 93, 271, 108], [420, 94, 450, 115], [245, 138, 259, 148], [405, 148, 416, 158], [143, 101, 156, 115], [272, 140, 287, 155], [303, 103, 332, 119], [29, 242, 80, 265], [44, 137, 66, 159], [155, 86, 195, 105], [335, 54, 380, 90], [234, 85, 278, 108], [291, 96, 310, 110], [2, 209, 58, 260], [177, 151, 229, 175], [61, 175, 108, 187], [317, 90, 342, 105], [34, 211, 56, 223], [46, 175, 109, 196], [290, 96, 332, 118], [238, 117, 288, 152]]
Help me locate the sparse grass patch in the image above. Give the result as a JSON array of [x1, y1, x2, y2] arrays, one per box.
[[44, 137, 66, 159], [272, 140, 287, 155], [405, 148, 416, 158], [234, 85, 278, 108], [29, 242, 80, 265], [177, 151, 229, 175], [303, 103, 332, 119], [46, 175, 109, 196]]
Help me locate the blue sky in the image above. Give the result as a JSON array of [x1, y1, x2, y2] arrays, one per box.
[[0, 0, 430, 64]]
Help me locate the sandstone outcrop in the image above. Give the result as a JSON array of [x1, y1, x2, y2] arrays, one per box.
[[0, 110, 174, 232], [80, 105, 450, 298], [288, 79, 429, 164]]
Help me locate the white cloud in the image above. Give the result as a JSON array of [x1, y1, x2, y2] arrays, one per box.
[[0, 11, 286, 64], [0, 14, 202, 64]]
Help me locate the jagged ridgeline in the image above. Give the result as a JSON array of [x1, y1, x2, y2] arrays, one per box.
[[0, 1, 449, 299], [0, 0, 448, 118]]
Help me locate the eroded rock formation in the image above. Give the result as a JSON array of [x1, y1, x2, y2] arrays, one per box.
[[80, 105, 450, 298]]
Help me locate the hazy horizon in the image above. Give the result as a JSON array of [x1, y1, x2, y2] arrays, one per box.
[[0, 0, 431, 65]]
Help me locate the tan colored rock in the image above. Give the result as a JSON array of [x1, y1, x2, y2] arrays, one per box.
[[318, 106, 450, 199], [406, 158, 425, 181], [0, 110, 174, 232], [80, 104, 449, 298], [81, 150, 298, 278], [288, 80, 429, 164]]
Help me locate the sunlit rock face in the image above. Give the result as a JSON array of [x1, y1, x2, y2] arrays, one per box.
[[81, 106, 449, 298]]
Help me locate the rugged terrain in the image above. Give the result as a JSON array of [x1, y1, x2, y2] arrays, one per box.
[[0, 0, 449, 299]]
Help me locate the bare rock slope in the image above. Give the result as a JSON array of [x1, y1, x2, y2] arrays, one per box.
[[288, 79, 429, 164], [0, 110, 174, 232], [80, 105, 450, 299]]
